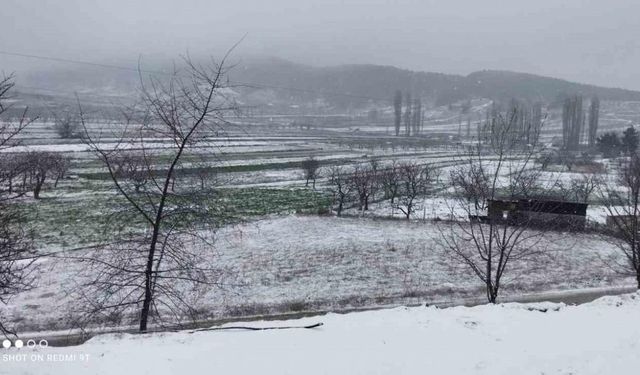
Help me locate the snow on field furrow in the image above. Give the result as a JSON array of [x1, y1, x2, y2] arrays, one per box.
[[1, 141, 324, 153], [67, 151, 465, 178], [217, 155, 469, 188], [3, 293, 640, 375]]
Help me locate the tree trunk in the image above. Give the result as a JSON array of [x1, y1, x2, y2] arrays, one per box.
[[486, 259, 495, 303], [33, 177, 45, 199], [139, 273, 152, 331], [488, 287, 498, 303], [139, 223, 160, 332]]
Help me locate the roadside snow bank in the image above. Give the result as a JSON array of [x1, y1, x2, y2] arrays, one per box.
[[3, 292, 639, 375]]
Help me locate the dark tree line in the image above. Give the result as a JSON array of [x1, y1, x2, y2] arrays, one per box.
[[393, 90, 402, 136], [596, 126, 638, 158], [478, 100, 543, 148], [326, 160, 437, 219], [562, 95, 600, 150], [588, 96, 600, 147], [0, 152, 69, 199], [393, 90, 424, 137]]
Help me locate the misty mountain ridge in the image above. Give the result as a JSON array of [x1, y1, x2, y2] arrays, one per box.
[[231, 57, 640, 105], [15, 56, 640, 110]]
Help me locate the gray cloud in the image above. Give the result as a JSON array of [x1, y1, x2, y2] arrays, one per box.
[[1, 0, 639, 89]]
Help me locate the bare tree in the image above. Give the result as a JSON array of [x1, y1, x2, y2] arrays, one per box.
[[588, 96, 600, 148], [556, 174, 599, 203], [301, 157, 320, 188], [393, 90, 402, 136], [411, 98, 422, 136], [52, 110, 80, 139], [194, 164, 218, 191], [381, 160, 401, 205], [404, 92, 412, 137], [600, 155, 640, 288], [327, 164, 353, 216], [562, 95, 584, 151], [0, 154, 25, 196], [77, 52, 238, 332], [449, 162, 490, 212], [439, 107, 548, 303], [0, 152, 68, 199], [395, 162, 438, 220], [351, 163, 378, 212], [0, 75, 34, 151], [20, 152, 70, 199], [111, 152, 153, 193], [0, 74, 37, 337], [0, 209, 36, 337]]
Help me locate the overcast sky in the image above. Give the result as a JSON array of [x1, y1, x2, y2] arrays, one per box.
[[1, 0, 639, 89]]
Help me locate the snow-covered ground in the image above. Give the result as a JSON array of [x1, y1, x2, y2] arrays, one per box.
[[3, 215, 632, 334], [2, 293, 639, 375]]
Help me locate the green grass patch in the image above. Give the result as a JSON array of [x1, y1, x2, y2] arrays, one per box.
[[18, 185, 331, 249]]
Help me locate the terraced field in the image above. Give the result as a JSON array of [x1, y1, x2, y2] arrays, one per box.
[[3, 100, 640, 335]]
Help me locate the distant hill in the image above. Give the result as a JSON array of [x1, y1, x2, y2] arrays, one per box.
[[229, 57, 640, 107], [15, 56, 640, 110], [229, 57, 466, 107], [465, 70, 640, 103]]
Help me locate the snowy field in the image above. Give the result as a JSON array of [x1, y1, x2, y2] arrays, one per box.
[[2, 292, 639, 375], [3, 215, 633, 334], [3, 103, 640, 337]]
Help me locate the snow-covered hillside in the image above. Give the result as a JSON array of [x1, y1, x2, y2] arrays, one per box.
[[2, 293, 639, 375]]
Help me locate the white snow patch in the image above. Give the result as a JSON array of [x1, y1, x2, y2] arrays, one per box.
[[3, 293, 640, 374]]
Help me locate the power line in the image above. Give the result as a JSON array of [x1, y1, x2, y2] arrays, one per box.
[[0, 50, 165, 76], [0, 50, 389, 102]]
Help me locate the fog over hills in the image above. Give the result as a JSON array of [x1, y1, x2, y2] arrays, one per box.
[[229, 57, 640, 106], [15, 56, 640, 111]]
